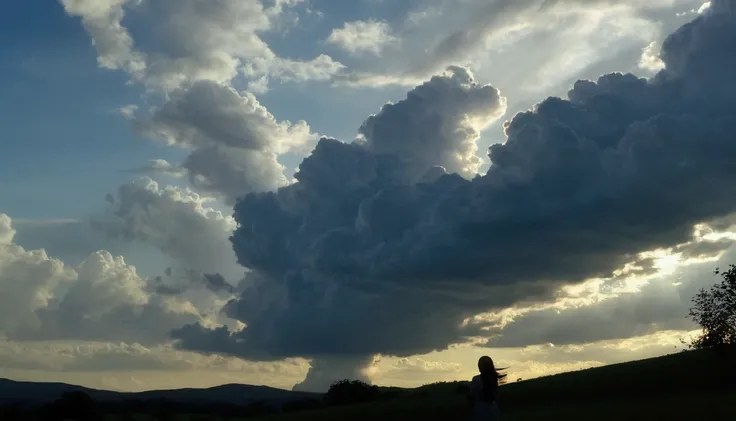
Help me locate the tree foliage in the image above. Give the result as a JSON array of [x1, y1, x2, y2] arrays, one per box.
[[39, 391, 99, 421], [325, 379, 380, 406], [689, 265, 736, 349]]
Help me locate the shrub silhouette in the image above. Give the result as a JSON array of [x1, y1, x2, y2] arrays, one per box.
[[325, 379, 380, 405], [689, 265, 736, 349], [39, 391, 99, 420]]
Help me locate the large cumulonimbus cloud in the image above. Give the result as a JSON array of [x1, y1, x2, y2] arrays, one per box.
[[172, 2, 736, 391], [359, 66, 507, 181]]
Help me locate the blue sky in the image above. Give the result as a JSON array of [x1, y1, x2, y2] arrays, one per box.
[[0, 0, 695, 221], [2, 0, 734, 393], [0, 0, 413, 220], [0, 1, 158, 219]]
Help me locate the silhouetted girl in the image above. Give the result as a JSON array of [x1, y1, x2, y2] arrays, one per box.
[[468, 356, 506, 420]]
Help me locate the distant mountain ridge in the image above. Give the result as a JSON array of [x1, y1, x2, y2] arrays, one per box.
[[0, 378, 320, 406]]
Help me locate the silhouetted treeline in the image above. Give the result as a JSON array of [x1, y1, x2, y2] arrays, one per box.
[[0, 391, 288, 421], [0, 379, 402, 420], [689, 264, 736, 349], [324, 379, 382, 406]]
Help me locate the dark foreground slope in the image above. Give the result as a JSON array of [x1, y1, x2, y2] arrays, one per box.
[[1, 347, 733, 420], [254, 346, 736, 421]]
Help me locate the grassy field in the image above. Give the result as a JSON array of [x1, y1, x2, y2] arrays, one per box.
[[246, 346, 736, 421], [86, 346, 736, 421], [241, 390, 736, 421]]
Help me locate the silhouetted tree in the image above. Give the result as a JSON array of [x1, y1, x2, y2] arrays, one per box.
[[325, 379, 380, 406], [40, 391, 98, 421], [689, 265, 736, 349]]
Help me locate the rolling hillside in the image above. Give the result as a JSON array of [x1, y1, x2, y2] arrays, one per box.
[[0, 378, 319, 406], [253, 346, 736, 421], [2, 346, 734, 420]]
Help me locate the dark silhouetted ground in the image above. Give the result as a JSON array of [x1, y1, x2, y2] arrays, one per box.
[[2, 346, 734, 421]]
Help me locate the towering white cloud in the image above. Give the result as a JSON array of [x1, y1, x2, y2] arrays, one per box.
[[292, 355, 376, 392], [140, 82, 310, 154], [94, 177, 239, 276], [134, 81, 315, 202], [0, 226, 75, 334], [0, 214, 201, 345], [60, 0, 145, 77], [359, 66, 507, 181], [60, 0, 342, 92], [0, 214, 16, 245], [62, 0, 325, 204], [26, 252, 202, 344], [639, 41, 666, 72]]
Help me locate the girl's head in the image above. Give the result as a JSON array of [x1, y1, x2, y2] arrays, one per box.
[[478, 356, 496, 374], [478, 355, 507, 381]]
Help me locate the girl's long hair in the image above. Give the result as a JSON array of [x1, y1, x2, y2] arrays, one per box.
[[478, 356, 507, 401]]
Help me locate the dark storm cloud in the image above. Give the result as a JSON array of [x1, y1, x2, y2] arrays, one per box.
[[202, 273, 237, 294], [172, 1, 736, 385], [676, 238, 735, 260], [150, 269, 236, 296], [155, 284, 185, 296]]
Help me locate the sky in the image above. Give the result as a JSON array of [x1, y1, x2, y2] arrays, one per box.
[[0, 0, 734, 393]]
